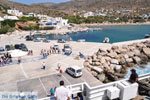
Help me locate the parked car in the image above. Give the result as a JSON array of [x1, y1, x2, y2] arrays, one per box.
[[43, 39, 50, 43], [25, 35, 33, 41], [5, 45, 11, 51], [14, 44, 22, 49], [57, 39, 66, 43], [66, 66, 82, 78], [33, 38, 41, 42], [63, 44, 72, 54], [20, 43, 28, 51], [0, 47, 5, 55]]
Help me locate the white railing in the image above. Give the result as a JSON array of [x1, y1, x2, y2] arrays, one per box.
[[38, 73, 150, 100]]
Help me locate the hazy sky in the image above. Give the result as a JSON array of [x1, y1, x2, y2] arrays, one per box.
[[9, 0, 71, 5]]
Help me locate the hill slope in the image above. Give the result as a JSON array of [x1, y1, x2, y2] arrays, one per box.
[[0, 0, 68, 17], [47, 0, 150, 11]]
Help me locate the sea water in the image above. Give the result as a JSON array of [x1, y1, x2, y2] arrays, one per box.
[[45, 25, 150, 43], [125, 63, 150, 78]]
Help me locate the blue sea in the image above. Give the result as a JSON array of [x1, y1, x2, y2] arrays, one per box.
[[45, 25, 150, 43]]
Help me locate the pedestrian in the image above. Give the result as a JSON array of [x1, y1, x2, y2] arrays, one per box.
[[42, 62, 46, 70], [59, 69, 63, 76], [57, 63, 61, 71], [50, 88, 54, 96], [31, 50, 33, 56], [54, 80, 71, 100], [18, 57, 21, 64], [129, 69, 138, 83]]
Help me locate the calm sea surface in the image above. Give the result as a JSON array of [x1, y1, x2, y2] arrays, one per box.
[[45, 25, 150, 43]]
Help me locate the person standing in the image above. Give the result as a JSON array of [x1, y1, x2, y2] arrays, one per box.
[[54, 80, 71, 100], [129, 69, 138, 83], [42, 62, 46, 70], [57, 63, 61, 71], [50, 88, 54, 96]]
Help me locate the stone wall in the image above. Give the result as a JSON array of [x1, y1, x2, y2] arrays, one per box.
[[84, 40, 150, 83]]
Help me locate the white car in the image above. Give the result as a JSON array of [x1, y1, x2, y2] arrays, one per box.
[[66, 66, 82, 78]]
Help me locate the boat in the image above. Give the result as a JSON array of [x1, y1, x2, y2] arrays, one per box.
[[145, 34, 150, 38], [103, 37, 110, 43], [78, 39, 86, 42]]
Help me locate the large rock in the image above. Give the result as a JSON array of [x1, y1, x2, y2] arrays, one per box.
[[134, 49, 141, 56], [114, 65, 122, 72], [100, 57, 106, 64], [91, 71, 98, 77], [143, 48, 150, 57], [140, 54, 149, 64], [133, 56, 141, 64], [120, 48, 128, 54], [123, 54, 129, 59], [95, 62, 101, 66], [107, 52, 117, 58], [111, 59, 119, 64], [91, 67, 103, 74], [97, 55, 102, 59], [127, 52, 134, 58], [126, 58, 133, 63], [97, 73, 106, 82], [111, 46, 119, 50], [125, 62, 135, 67], [119, 57, 126, 65], [83, 61, 90, 67]]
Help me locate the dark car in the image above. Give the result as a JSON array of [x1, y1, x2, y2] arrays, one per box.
[[5, 45, 11, 51], [20, 43, 28, 51], [14, 44, 22, 49], [25, 35, 33, 41], [0, 47, 5, 55], [57, 39, 66, 43]]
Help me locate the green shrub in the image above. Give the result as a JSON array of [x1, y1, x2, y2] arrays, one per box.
[[20, 16, 39, 22], [39, 27, 54, 30], [1, 19, 16, 27], [0, 26, 9, 34], [21, 25, 39, 30]]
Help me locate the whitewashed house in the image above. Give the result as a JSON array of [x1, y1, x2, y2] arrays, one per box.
[[7, 9, 23, 17], [83, 11, 95, 18], [4, 15, 19, 20], [39, 16, 68, 29], [0, 17, 4, 22], [24, 13, 37, 17]]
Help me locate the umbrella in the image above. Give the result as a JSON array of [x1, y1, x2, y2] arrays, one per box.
[[9, 49, 28, 58]]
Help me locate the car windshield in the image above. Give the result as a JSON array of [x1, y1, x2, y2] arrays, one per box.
[[77, 69, 82, 73]]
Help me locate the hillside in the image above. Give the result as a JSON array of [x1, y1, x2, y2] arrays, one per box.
[[0, 0, 68, 17], [31, 2, 56, 8], [46, 0, 150, 11]]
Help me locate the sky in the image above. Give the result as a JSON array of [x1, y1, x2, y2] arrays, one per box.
[[9, 0, 71, 5]]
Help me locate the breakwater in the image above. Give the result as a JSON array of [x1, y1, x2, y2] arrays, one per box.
[[84, 39, 150, 83]]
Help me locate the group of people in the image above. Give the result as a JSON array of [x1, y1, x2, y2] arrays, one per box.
[[0, 53, 12, 66]]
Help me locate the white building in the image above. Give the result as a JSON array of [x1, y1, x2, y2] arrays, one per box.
[[4, 15, 19, 20], [83, 11, 95, 18], [39, 16, 68, 29], [0, 17, 4, 22], [7, 9, 23, 17]]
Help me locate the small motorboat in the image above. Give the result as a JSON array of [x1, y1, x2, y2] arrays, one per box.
[[77, 39, 86, 42], [145, 34, 150, 38], [103, 37, 110, 43]]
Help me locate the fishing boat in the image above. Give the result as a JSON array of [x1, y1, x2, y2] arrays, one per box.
[[145, 34, 150, 38], [103, 37, 110, 43]]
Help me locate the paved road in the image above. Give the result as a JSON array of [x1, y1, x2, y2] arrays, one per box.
[[3, 69, 101, 99]]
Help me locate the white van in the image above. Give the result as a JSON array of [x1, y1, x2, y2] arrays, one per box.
[[66, 66, 82, 78]]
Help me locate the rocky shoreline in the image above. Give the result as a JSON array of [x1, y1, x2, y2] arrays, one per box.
[[84, 40, 150, 83]]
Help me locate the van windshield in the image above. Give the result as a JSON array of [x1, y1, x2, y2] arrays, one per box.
[[77, 69, 82, 73]]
